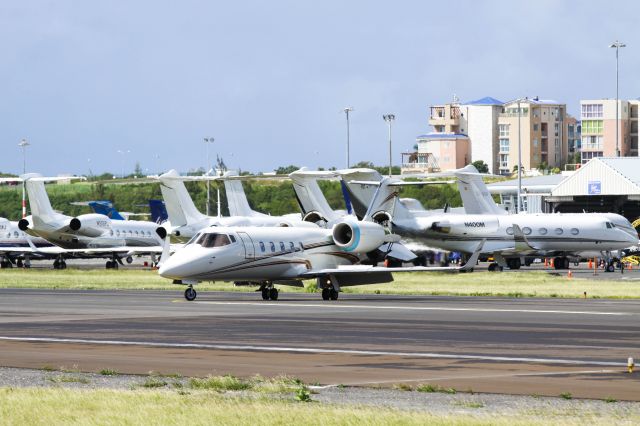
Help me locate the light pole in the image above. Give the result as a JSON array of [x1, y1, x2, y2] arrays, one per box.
[[610, 40, 626, 157], [343, 107, 353, 168], [117, 149, 130, 179], [383, 114, 395, 177], [204, 137, 214, 216], [517, 100, 522, 214], [18, 139, 30, 218]]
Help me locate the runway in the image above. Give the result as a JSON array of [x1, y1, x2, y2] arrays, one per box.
[[0, 288, 639, 399]]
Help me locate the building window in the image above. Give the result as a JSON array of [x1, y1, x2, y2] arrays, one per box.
[[499, 139, 510, 152], [533, 138, 538, 147], [581, 135, 603, 150], [582, 104, 603, 118], [582, 120, 603, 134], [581, 151, 603, 164], [499, 154, 509, 169], [499, 124, 509, 137]]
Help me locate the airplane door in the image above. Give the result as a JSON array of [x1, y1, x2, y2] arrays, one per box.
[[237, 232, 255, 259]]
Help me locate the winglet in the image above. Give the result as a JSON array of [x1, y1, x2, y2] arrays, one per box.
[[157, 227, 171, 267], [512, 224, 538, 251], [460, 239, 484, 271]]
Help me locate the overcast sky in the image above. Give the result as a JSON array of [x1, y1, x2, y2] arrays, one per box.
[[1, 1, 639, 176]]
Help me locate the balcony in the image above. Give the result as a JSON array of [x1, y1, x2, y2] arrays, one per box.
[[401, 152, 441, 175]]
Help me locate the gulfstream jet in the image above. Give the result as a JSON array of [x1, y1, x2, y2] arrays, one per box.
[[6, 174, 165, 269], [158, 216, 482, 301], [0, 217, 56, 268], [155, 170, 313, 242], [346, 173, 638, 272]]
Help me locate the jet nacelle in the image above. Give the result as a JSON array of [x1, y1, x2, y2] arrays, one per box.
[[332, 219, 390, 253]]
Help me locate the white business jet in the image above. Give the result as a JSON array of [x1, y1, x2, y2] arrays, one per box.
[[345, 171, 638, 272], [4, 174, 165, 269], [158, 211, 482, 301], [0, 217, 56, 268]]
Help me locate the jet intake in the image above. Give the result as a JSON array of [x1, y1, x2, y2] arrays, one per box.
[[69, 214, 111, 237], [332, 220, 388, 253], [18, 219, 30, 231]]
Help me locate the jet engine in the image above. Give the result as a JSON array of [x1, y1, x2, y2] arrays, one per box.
[[17, 219, 30, 231], [68, 214, 112, 237], [332, 220, 388, 253]]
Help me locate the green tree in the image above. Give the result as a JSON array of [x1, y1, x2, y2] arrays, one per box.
[[471, 160, 489, 173], [274, 165, 300, 175]]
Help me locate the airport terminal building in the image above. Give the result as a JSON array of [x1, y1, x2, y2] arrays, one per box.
[[489, 157, 640, 224]]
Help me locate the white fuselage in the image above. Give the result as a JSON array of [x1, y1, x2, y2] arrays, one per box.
[[392, 212, 638, 256], [27, 214, 162, 249], [159, 226, 359, 282]]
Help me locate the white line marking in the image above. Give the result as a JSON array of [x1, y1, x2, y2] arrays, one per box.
[[192, 301, 631, 316], [0, 336, 624, 367]]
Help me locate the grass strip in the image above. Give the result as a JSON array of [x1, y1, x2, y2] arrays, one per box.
[[0, 269, 639, 299]]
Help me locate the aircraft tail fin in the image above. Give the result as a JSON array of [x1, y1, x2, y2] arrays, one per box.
[[158, 170, 208, 227], [454, 165, 507, 215], [22, 174, 67, 223], [149, 200, 168, 224], [88, 201, 125, 220], [222, 173, 256, 217], [289, 169, 340, 223]]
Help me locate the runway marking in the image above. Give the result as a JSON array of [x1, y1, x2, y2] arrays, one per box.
[[192, 301, 632, 316], [0, 336, 625, 367]]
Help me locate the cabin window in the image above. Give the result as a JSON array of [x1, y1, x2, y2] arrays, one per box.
[[110, 230, 114, 236], [13, 231, 19, 238], [571, 228, 579, 235], [555, 228, 563, 235], [116, 230, 121, 237], [289, 242, 295, 251], [135, 231, 139, 236], [279, 242, 285, 252], [270, 242, 276, 252], [299, 242, 304, 251], [539, 227, 547, 235], [522, 227, 532, 235], [259, 242, 265, 252], [200, 233, 231, 248], [506, 227, 514, 235]]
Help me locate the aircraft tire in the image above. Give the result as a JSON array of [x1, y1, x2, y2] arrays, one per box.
[[126, 256, 133, 264], [269, 288, 279, 301], [184, 287, 197, 301], [330, 289, 339, 300], [321, 288, 330, 300], [606, 264, 615, 273], [261, 288, 269, 300]]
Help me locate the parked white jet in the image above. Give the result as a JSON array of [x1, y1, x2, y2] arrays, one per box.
[[158, 217, 482, 301], [345, 171, 638, 272], [155, 170, 313, 242], [6, 174, 165, 269]]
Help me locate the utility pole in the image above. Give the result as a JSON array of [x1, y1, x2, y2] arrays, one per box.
[[204, 137, 214, 216], [18, 139, 30, 218], [343, 107, 353, 168], [383, 114, 396, 177], [610, 40, 626, 157]]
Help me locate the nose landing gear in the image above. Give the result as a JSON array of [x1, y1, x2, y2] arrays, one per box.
[[184, 286, 197, 301]]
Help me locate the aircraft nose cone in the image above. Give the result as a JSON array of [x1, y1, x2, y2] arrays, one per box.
[[158, 256, 185, 279]]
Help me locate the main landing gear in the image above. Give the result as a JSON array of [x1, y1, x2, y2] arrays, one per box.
[[321, 287, 339, 301], [53, 257, 67, 270], [184, 286, 197, 301], [105, 260, 119, 269], [318, 277, 339, 300], [259, 282, 279, 301], [488, 262, 503, 272], [552, 257, 571, 270]]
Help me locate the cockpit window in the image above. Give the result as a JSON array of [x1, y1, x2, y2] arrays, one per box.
[[186, 232, 202, 245], [201, 233, 232, 248]]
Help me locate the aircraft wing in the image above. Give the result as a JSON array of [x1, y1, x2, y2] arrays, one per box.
[[301, 240, 483, 278]]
